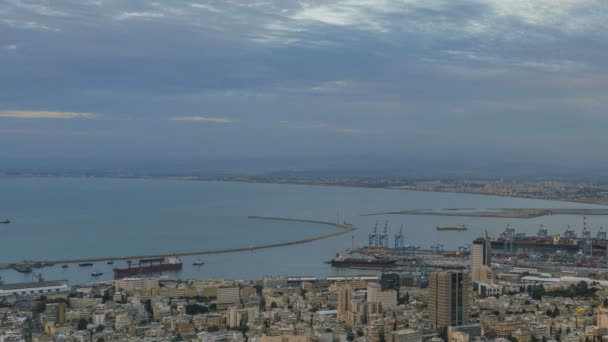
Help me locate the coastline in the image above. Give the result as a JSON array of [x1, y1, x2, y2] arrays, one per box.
[[2, 173, 607, 207]]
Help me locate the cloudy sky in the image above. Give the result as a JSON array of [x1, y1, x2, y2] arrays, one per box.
[[1, 0, 607, 163]]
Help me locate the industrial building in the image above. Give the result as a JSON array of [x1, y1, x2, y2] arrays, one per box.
[[0, 280, 70, 297]]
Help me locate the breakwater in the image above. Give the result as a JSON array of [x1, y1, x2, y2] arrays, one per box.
[[0, 216, 354, 270]]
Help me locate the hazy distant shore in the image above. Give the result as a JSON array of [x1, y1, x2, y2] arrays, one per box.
[[2, 173, 608, 207]]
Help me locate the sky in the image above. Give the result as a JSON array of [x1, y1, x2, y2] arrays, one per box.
[[1, 0, 608, 165]]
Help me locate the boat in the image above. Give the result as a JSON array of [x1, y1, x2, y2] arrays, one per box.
[[61, 265, 69, 269], [436, 225, 467, 231], [113, 256, 182, 278], [327, 252, 396, 268], [91, 272, 103, 277], [79, 263, 94, 267], [0, 219, 10, 224], [192, 258, 204, 266], [107, 261, 114, 265]]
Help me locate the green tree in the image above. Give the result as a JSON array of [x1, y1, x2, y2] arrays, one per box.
[[185, 304, 209, 315], [270, 301, 278, 309], [95, 325, 104, 333], [77, 318, 88, 330]]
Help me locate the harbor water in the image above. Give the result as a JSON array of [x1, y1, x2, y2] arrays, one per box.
[[1, 177, 606, 284]]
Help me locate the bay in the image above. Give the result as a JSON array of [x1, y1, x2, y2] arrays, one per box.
[[0, 177, 605, 284]]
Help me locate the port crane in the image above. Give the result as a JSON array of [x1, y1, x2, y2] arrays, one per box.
[[564, 225, 577, 239], [394, 224, 405, 249], [581, 217, 593, 257], [368, 223, 379, 247], [501, 224, 515, 252], [430, 244, 444, 253], [599, 227, 608, 259], [32, 272, 44, 283], [536, 224, 548, 238], [378, 222, 389, 248]]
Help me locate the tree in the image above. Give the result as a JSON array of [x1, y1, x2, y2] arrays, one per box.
[[186, 304, 209, 315], [77, 318, 88, 330], [95, 325, 104, 333], [239, 318, 250, 334], [97, 338, 105, 342], [270, 301, 278, 309], [254, 285, 263, 295], [553, 307, 560, 317]]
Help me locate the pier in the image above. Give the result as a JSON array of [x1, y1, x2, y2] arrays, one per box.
[[0, 216, 355, 270]]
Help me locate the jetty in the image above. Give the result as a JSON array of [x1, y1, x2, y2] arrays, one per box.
[[0, 216, 354, 270]]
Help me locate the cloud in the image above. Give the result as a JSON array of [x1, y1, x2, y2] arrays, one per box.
[[332, 127, 363, 134], [169, 116, 237, 124], [2, 19, 59, 32], [0, 110, 97, 119], [113, 12, 164, 21]]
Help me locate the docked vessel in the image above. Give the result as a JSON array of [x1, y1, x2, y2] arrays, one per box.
[[1, 219, 10, 224], [78, 263, 94, 267], [61, 265, 69, 269], [91, 272, 103, 277], [328, 253, 396, 268], [113, 256, 182, 278], [489, 224, 607, 252], [436, 225, 467, 231]]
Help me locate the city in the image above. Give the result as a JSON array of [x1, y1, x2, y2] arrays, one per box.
[[3, 0, 608, 341], [3, 225, 608, 342]]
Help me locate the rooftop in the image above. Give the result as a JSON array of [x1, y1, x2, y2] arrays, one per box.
[[0, 280, 68, 291]]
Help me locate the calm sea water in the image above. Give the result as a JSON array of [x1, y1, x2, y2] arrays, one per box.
[[1, 177, 606, 284]]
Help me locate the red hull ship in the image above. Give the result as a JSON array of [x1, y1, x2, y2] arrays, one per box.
[[113, 256, 182, 278]]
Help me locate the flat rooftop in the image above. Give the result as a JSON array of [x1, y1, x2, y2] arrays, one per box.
[[0, 280, 68, 291]]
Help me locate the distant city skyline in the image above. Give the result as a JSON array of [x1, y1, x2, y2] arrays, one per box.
[[1, 1, 607, 163]]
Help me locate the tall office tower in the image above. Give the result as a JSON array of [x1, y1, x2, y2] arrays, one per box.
[[367, 283, 397, 311], [471, 233, 493, 282], [337, 284, 352, 322], [428, 271, 470, 330], [45, 302, 66, 325]]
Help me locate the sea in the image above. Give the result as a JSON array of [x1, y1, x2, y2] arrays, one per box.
[[1, 177, 606, 285]]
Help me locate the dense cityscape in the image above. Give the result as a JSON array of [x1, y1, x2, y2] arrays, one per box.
[[3, 0, 608, 341], [3, 227, 608, 342]]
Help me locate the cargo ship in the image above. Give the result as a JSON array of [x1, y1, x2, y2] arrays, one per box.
[[113, 256, 182, 278], [489, 224, 607, 252], [436, 225, 467, 231], [327, 253, 396, 268]]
